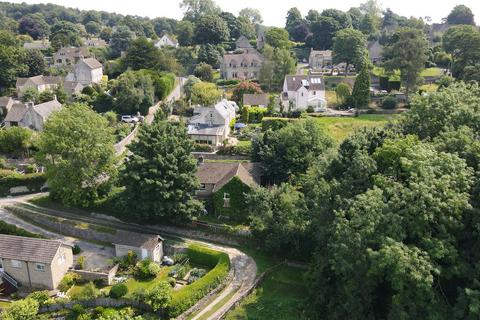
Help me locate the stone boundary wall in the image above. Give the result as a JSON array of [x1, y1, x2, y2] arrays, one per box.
[[72, 264, 119, 285]]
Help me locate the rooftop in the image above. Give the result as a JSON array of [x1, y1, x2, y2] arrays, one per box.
[[113, 230, 163, 250], [197, 162, 261, 192], [0, 234, 67, 264]]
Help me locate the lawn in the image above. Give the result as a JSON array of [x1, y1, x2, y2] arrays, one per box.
[[312, 114, 396, 143], [225, 265, 307, 320], [124, 266, 173, 297], [420, 67, 443, 77], [325, 90, 338, 107], [420, 83, 439, 93]]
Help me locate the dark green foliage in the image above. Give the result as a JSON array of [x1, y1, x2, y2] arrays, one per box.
[[307, 16, 341, 50], [260, 117, 298, 131], [193, 62, 213, 82], [197, 44, 222, 69], [18, 13, 50, 39], [120, 121, 202, 221], [110, 26, 135, 57], [109, 283, 128, 299], [213, 176, 251, 221], [72, 244, 81, 255], [49, 21, 81, 50], [194, 15, 229, 45], [0, 220, 44, 238], [110, 70, 154, 115], [122, 37, 160, 71], [252, 119, 333, 184], [447, 5, 475, 25], [351, 66, 371, 108], [381, 95, 397, 109], [0, 170, 46, 196], [443, 25, 480, 79]]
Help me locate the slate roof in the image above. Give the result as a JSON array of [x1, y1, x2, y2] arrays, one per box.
[[196, 162, 261, 192], [243, 93, 269, 106], [56, 46, 90, 58], [79, 58, 102, 70], [16, 75, 62, 87], [284, 75, 325, 92], [113, 230, 163, 250], [236, 36, 253, 49], [0, 96, 13, 108], [4, 103, 27, 122], [310, 49, 332, 59], [188, 124, 226, 136], [63, 81, 83, 93], [34, 99, 62, 119], [161, 34, 178, 46], [222, 50, 264, 67], [0, 234, 64, 264]]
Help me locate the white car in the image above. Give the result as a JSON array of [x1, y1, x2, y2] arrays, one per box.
[[121, 115, 139, 123]]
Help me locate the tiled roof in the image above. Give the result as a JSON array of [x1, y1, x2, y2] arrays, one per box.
[[16, 75, 62, 87], [113, 230, 163, 250], [284, 75, 325, 92], [4, 103, 27, 122], [243, 93, 269, 106], [196, 162, 261, 192], [0, 96, 12, 108], [188, 124, 226, 136], [56, 46, 90, 58], [222, 50, 263, 66], [34, 99, 62, 119], [79, 58, 102, 69], [310, 49, 332, 58], [0, 234, 64, 264], [236, 36, 253, 49]]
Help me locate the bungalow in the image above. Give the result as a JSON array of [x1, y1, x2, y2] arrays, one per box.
[[53, 46, 91, 67], [16, 75, 63, 98], [154, 34, 179, 48], [243, 93, 269, 108], [196, 161, 261, 218], [281, 75, 326, 111], [188, 99, 237, 146], [0, 234, 73, 290], [113, 230, 164, 263], [4, 99, 62, 131]]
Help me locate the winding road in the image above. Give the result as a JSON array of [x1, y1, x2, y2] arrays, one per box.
[[0, 193, 256, 319]]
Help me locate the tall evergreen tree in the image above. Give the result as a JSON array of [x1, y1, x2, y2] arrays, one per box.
[[351, 66, 371, 108], [120, 121, 202, 221]]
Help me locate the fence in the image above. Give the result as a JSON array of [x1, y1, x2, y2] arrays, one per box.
[[72, 264, 119, 285]]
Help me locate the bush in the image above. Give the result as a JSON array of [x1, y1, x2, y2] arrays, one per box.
[[72, 244, 81, 255], [0, 170, 46, 196], [72, 282, 99, 301], [167, 245, 230, 317], [135, 259, 160, 279], [193, 143, 214, 152], [172, 253, 188, 264], [381, 95, 398, 109], [76, 256, 86, 270], [216, 79, 240, 86], [26, 291, 50, 307], [72, 303, 86, 315], [168, 277, 176, 287], [0, 220, 44, 238], [58, 273, 80, 292], [261, 117, 298, 131], [109, 283, 128, 299], [306, 105, 315, 113]]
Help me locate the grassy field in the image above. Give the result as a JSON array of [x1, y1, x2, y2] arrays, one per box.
[[225, 265, 307, 320], [419, 83, 439, 92], [313, 114, 396, 143], [420, 67, 443, 77]]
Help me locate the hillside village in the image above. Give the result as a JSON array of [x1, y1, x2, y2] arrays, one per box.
[[0, 0, 480, 319]]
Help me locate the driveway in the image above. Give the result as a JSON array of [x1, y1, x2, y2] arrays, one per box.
[[0, 196, 114, 271]]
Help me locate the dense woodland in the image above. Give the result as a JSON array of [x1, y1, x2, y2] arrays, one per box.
[[0, 0, 480, 319]]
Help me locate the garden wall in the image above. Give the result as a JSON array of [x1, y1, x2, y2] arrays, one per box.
[[72, 264, 119, 285], [0, 170, 46, 196]]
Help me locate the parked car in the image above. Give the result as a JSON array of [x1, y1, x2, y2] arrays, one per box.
[[121, 115, 139, 123]]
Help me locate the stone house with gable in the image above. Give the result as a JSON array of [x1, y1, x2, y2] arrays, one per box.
[[54, 46, 91, 67], [113, 230, 164, 263], [0, 234, 73, 290], [16, 75, 63, 98], [154, 34, 179, 48], [4, 99, 62, 131], [196, 161, 261, 219]]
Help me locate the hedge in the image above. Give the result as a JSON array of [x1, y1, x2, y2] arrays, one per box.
[[0, 220, 44, 238], [0, 169, 46, 196], [261, 117, 298, 131], [216, 79, 240, 87], [167, 244, 230, 317]]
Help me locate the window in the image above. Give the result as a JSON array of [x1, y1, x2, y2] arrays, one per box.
[[35, 263, 45, 272], [58, 253, 66, 265], [223, 193, 230, 208], [10, 260, 21, 268], [199, 183, 206, 190], [223, 193, 230, 199]]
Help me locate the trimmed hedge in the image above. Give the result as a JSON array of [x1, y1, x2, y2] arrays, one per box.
[[0, 220, 44, 238], [167, 244, 230, 317], [216, 79, 240, 87], [0, 169, 46, 196]]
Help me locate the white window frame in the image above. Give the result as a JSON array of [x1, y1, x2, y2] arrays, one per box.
[[35, 263, 46, 272], [199, 183, 206, 190], [58, 253, 66, 265], [10, 260, 21, 268], [223, 192, 230, 200]]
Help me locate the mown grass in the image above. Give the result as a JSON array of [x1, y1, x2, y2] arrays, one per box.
[[225, 265, 307, 320], [420, 67, 443, 77], [312, 114, 396, 143]]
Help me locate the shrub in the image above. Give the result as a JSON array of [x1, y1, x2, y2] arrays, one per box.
[[58, 273, 79, 292], [76, 256, 86, 270], [168, 277, 176, 287], [306, 105, 315, 113], [0, 220, 44, 238], [0, 170, 46, 196], [135, 259, 160, 279], [172, 253, 188, 264], [216, 79, 240, 86], [72, 244, 81, 255], [193, 143, 214, 152], [145, 281, 172, 312], [261, 117, 297, 131], [72, 303, 86, 315], [382, 95, 398, 109], [109, 283, 128, 299], [26, 290, 50, 307], [167, 245, 230, 317], [72, 282, 99, 300]]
